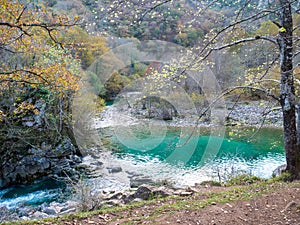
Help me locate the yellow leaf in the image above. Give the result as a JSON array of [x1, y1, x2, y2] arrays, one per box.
[[279, 27, 286, 33]]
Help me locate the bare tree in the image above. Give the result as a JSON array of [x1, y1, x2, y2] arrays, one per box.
[[276, 0, 299, 179], [203, 0, 299, 179]]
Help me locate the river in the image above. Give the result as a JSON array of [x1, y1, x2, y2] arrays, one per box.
[[0, 120, 286, 213]]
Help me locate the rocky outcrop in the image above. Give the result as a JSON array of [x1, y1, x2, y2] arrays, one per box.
[[136, 96, 178, 120], [0, 89, 83, 189], [0, 138, 82, 188]]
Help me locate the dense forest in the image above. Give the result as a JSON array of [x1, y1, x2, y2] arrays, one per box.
[[1, 0, 300, 189]]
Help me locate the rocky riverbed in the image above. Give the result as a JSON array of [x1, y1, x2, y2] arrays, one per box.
[[0, 181, 213, 223], [226, 101, 282, 127], [0, 149, 207, 223], [94, 100, 283, 128], [0, 100, 284, 223]]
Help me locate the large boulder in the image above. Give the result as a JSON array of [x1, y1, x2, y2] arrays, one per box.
[[124, 185, 175, 203]]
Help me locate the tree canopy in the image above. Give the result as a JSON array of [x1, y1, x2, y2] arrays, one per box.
[[0, 0, 80, 95]]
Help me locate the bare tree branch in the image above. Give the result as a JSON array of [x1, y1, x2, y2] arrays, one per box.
[[0, 20, 80, 47], [212, 36, 277, 51], [0, 46, 24, 54], [139, 0, 172, 22], [222, 85, 280, 102], [0, 22, 32, 37], [258, 55, 279, 79], [0, 69, 50, 84], [247, 102, 278, 140], [16, 4, 28, 23], [294, 50, 300, 58], [97, 0, 126, 23], [200, 35, 278, 62]]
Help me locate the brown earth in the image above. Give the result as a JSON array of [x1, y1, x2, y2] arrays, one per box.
[[36, 182, 300, 225]]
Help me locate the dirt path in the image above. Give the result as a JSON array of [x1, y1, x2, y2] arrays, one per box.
[[52, 182, 300, 225], [151, 186, 300, 225]]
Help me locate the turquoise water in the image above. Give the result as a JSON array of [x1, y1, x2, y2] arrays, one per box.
[[0, 179, 65, 209], [105, 101, 114, 106], [107, 126, 285, 180], [0, 126, 285, 210]]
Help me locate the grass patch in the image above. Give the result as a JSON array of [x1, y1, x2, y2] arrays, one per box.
[[225, 174, 265, 186], [200, 180, 222, 186], [269, 172, 293, 182]]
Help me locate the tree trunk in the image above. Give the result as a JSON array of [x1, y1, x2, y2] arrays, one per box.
[[278, 0, 300, 178], [297, 102, 300, 144]]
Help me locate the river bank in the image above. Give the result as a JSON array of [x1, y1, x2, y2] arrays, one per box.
[[0, 100, 285, 223], [94, 100, 283, 129], [5, 180, 300, 225]]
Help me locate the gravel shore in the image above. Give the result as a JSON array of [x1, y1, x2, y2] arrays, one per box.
[[95, 100, 283, 129]]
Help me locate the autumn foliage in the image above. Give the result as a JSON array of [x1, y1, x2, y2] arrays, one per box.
[[0, 0, 80, 91], [0, 0, 82, 168], [0, 0, 81, 123]]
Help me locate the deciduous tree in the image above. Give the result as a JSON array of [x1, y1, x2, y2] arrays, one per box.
[[106, 0, 300, 179], [0, 0, 82, 186]]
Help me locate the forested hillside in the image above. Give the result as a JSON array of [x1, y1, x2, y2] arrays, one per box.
[[47, 0, 300, 97]]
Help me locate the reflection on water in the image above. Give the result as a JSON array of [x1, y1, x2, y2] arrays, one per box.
[[105, 126, 285, 183]]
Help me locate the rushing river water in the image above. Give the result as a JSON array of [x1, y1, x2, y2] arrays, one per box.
[[0, 179, 65, 210], [0, 125, 285, 210]]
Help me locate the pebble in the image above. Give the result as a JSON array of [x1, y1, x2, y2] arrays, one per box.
[[281, 201, 297, 212]]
